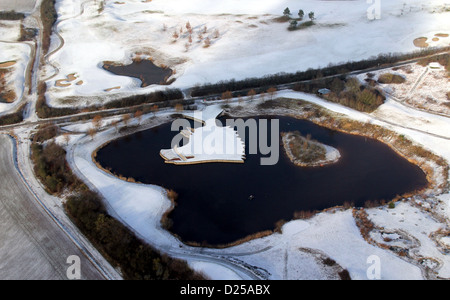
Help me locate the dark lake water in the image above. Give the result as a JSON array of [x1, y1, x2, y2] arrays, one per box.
[[103, 60, 173, 87], [95, 116, 428, 245]]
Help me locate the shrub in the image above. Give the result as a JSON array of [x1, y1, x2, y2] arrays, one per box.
[[377, 73, 406, 84], [31, 141, 80, 194], [0, 104, 26, 126], [338, 269, 352, 280], [33, 124, 59, 143]]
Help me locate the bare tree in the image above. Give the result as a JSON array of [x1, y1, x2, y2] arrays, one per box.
[[63, 133, 70, 145], [134, 110, 143, 125], [213, 29, 220, 38], [221, 91, 233, 102], [267, 87, 277, 101], [248, 89, 256, 101], [172, 31, 179, 41], [122, 113, 131, 127], [151, 104, 159, 116], [175, 103, 184, 112], [88, 128, 96, 140], [203, 37, 211, 48], [112, 120, 119, 132], [92, 115, 102, 131]]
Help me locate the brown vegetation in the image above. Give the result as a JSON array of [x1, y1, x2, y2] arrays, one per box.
[[31, 141, 81, 194], [414, 37, 429, 48], [377, 73, 406, 84]]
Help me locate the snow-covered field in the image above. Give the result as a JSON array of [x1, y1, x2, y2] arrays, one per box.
[[63, 89, 450, 280], [0, 20, 31, 115], [45, 0, 450, 107]]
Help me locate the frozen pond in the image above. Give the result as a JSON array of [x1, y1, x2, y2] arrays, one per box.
[[0, 0, 36, 13]]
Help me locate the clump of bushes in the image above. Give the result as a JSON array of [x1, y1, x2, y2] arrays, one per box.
[[40, 0, 57, 55], [0, 11, 25, 20], [377, 73, 406, 84], [294, 77, 385, 112], [0, 104, 26, 126], [31, 141, 81, 194], [32, 124, 59, 143]]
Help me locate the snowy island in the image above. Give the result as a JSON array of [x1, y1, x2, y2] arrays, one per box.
[[281, 131, 340, 167]]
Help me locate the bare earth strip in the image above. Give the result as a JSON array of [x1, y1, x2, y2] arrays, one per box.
[[0, 135, 105, 280]]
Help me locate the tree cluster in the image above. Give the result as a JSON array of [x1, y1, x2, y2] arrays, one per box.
[[31, 141, 81, 194], [40, 0, 57, 54], [65, 190, 205, 280], [283, 7, 315, 30], [0, 104, 26, 126]]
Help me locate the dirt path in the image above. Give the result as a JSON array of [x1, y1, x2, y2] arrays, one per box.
[[0, 134, 107, 279]]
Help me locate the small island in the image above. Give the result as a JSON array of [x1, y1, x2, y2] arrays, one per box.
[[281, 131, 341, 167]]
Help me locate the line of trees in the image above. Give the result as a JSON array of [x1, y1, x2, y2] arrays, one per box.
[[0, 11, 25, 20], [190, 47, 450, 97], [31, 141, 81, 194], [0, 104, 26, 126], [40, 0, 57, 55]]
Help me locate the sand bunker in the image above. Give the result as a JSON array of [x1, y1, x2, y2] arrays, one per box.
[[0, 61, 16, 68], [104, 86, 121, 92], [435, 33, 449, 38], [55, 73, 83, 88], [413, 37, 429, 48]]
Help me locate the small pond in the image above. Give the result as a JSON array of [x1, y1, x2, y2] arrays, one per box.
[[95, 116, 428, 245], [103, 59, 173, 87]]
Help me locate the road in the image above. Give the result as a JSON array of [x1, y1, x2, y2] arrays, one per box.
[[0, 134, 106, 280]]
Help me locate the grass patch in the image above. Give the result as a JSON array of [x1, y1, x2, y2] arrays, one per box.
[[31, 141, 81, 194], [377, 73, 406, 84]]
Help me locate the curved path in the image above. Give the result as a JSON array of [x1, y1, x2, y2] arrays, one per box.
[[43, 0, 90, 82], [0, 135, 110, 279]]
